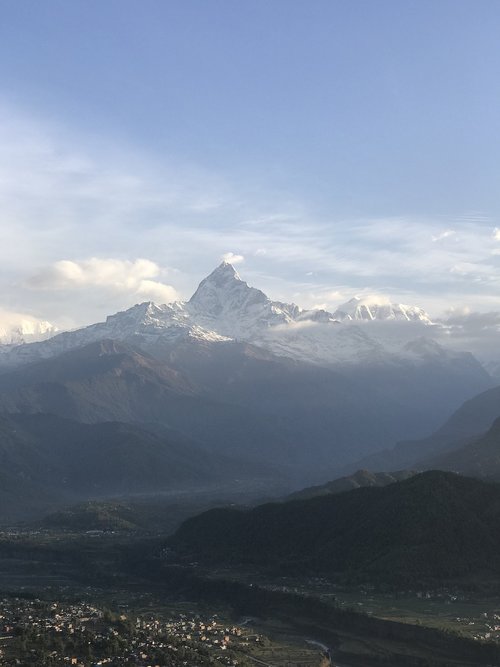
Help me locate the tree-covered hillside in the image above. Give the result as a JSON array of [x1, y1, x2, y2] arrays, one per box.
[[170, 471, 500, 585]]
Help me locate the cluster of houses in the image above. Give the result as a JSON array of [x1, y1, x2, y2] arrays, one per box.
[[466, 611, 500, 642], [0, 597, 263, 666]]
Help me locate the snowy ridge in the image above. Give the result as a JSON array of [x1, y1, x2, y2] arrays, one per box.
[[333, 296, 433, 324], [0, 262, 470, 370]]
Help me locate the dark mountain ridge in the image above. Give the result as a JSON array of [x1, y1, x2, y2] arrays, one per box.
[[170, 471, 500, 585]]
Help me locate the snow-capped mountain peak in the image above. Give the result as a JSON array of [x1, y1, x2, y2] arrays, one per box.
[[188, 261, 265, 316], [0, 315, 58, 345], [333, 295, 433, 324], [187, 261, 300, 336], [207, 260, 240, 281]]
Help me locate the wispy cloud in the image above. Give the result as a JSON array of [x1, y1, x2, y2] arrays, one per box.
[[431, 229, 456, 242]]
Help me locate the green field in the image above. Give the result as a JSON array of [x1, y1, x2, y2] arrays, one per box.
[[335, 589, 500, 640]]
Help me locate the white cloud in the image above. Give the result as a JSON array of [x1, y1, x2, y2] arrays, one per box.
[[493, 227, 500, 241], [221, 252, 245, 265], [441, 309, 500, 331], [443, 306, 471, 318], [436, 309, 500, 363], [26, 258, 179, 303], [134, 279, 178, 303], [28, 258, 157, 289], [353, 294, 394, 306]]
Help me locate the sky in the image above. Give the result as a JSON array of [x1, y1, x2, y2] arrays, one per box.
[[1, 0, 500, 330]]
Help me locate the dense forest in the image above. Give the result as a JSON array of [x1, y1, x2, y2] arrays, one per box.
[[170, 471, 500, 585]]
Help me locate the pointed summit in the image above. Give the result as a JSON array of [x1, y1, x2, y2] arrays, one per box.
[[218, 260, 239, 273], [188, 262, 265, 319], [198, 261, 241, 287], [188, 262, 242, 309], [186, 262, 302, 337]]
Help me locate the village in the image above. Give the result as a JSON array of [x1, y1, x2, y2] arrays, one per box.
[[0, 597, 262, 666], [0, 597, 326, 667]]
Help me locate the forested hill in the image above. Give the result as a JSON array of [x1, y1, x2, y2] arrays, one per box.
[[170, 471, 500, 585], [286, 468, 416, 500]]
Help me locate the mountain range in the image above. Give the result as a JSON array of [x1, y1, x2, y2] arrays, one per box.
[[0, 262, 471, 368], [0, 262, 498, 519], [0, 263, 490, 431]]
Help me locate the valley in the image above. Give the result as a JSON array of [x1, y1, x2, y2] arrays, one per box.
[[0, 521, 499, 667]]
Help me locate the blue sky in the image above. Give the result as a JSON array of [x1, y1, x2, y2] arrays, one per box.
[[0, 0, 500, 326]]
